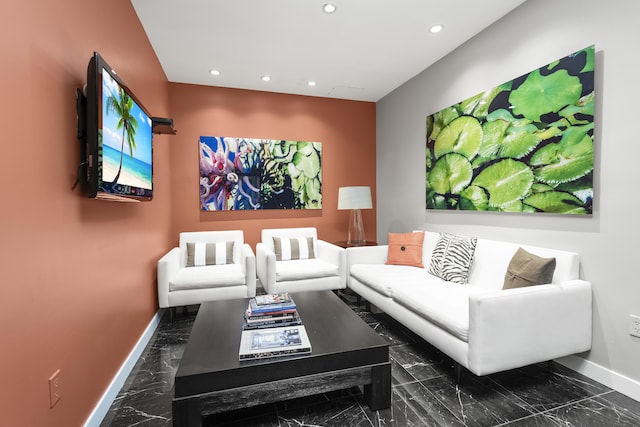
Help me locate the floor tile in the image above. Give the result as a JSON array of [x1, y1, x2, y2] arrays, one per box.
[[368, 317, 418, 346], [597, 390, 640, 416], [421, 375, 534, 427], [100, 296, 640, 427], [363, 380, 465, 427], [487, 362, 611, 413], [503, 392, 640, 426], [390, 343, 450, 382]]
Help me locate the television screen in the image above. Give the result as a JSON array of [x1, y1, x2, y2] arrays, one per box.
[[82, 52, 153, 201]]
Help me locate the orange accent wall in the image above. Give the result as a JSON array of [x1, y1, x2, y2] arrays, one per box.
[[168, 83, 377, 248], [1, 1, 375, 425], [0, 1, 172, 426]]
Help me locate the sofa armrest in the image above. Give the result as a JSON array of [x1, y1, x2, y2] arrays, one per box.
[[242, 243, 257, 297], [157, 247, 180, 308], [317, 240, 347, 287], [467, 280, 592, 375], [316, 240, 342, 264], [256, 242, 276, 293]]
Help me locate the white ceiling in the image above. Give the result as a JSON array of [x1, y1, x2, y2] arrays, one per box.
[[131, 0, 526, 102]]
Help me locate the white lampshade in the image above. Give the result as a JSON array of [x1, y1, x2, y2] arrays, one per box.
[[337, 186, 372, 210], [338, 186, 372, 246]]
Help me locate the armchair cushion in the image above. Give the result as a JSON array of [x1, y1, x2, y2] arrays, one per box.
[[186, 241, 235, 266], [275, 258, 340, 282], [273, 236, 315, 261], [169, 264, 247, 291]]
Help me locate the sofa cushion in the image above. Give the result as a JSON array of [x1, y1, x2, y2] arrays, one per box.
[[186, 241, 234, 267], [465, 239, 519, 290], [275, 258, 338, 282], [428, 233, 477, 284], [386, 232, 424, 268], [503, 247, 556, 289], [170, 264, 246, 290], [273, 237, 315, 261], [351, 264, 431, 297], [392, 282, 489, 342]]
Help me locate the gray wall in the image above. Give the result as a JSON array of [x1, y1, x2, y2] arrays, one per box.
[[376, 0, 640, 398]]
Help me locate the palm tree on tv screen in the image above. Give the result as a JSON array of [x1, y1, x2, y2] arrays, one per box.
[[106, 87, 138, 184]]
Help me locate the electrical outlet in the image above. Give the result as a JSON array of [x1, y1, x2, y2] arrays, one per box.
[[49, 369, 61, 407], [630, 315, 640, 338]]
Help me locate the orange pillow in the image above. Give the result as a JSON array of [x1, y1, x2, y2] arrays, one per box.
[[386, 232, 425, 268]]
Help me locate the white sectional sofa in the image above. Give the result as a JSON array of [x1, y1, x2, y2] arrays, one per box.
[[346, 231, 592, 377]]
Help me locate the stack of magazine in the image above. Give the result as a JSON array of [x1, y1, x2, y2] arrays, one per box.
[[239, 293, 312, 360], [243, 293, 301, 330]]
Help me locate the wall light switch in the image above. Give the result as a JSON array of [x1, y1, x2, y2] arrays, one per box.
[[630, 314, 640, 338], [49, 369, 61, 407]]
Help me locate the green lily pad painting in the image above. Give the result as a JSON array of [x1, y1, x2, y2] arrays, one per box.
[[200, 136, 322, 210], [426, 45, 594, 214]]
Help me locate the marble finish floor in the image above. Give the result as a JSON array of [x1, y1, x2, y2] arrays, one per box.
[[100, 294, 640, 426]]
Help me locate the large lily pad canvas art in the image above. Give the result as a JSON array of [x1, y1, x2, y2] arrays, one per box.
[[199, 136, 322, 211], [426, 45, 594, 214]]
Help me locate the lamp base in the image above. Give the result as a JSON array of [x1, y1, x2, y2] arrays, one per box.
[[347, 209, 365, 246]]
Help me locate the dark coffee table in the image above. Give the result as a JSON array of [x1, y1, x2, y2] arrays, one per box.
[[172, 290, 390, 426]]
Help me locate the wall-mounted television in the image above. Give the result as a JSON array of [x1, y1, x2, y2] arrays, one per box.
[[77, 52, 153, 202]]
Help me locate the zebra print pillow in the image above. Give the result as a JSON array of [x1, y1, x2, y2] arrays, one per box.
[[428, 233, 477, 284]]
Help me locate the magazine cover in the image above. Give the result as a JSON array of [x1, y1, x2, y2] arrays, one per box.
[[239, 325, 311, 360], [248, 297, 296, 314], [245, 308, 298, 320], [242, 317, 302, 330], [254, 293, 293, 305], [245, 312, 299, 324]]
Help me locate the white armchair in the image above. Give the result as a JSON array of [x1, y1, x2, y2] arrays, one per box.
[[157, 230, 256, 321], [256, 227, 347, 294]]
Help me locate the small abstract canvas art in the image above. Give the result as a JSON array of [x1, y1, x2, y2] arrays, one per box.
[[199, 136, 322, 211], [426, 45, 594, 214]]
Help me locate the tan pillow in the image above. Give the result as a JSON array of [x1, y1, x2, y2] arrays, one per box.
[[503, 247, 556, 289], [386, 232, 424, 268], [186, 241, 234, 267]]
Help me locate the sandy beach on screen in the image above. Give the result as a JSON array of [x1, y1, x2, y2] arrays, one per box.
[[102, 161, 151, 189]]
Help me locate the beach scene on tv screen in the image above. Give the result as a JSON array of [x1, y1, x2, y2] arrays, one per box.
[[101, 71, 152, 190]]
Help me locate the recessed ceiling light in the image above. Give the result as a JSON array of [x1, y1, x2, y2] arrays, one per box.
[[260, 75, 271, 82], [323, 3, 336, 14], [307, 81, 317, 87], [430, 24, 444, 33], [209, 69, 221, 76]]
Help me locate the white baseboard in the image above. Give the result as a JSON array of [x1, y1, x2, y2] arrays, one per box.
[[556, 355, 640, 402], [83, 310, 163, 427]]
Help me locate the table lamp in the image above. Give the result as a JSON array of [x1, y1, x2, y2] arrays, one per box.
[[338, 186, 372, 246]]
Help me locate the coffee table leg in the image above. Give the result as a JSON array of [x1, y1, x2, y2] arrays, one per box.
[[173, 396, 202, 427], [364, 363, 391, 410]]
